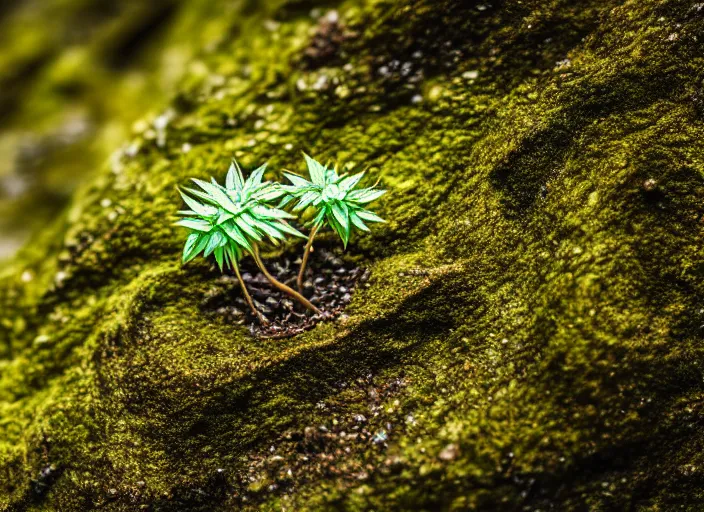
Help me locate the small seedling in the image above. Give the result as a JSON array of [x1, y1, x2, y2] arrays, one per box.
[[281, 154, 386, 291], [176, 160, 321, 323]]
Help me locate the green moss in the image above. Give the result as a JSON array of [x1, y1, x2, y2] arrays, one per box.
[[1, 0, 704, 510]]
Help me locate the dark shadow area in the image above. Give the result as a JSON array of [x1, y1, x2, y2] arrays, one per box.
[[101, 1, 181, 70], [0, 52, 54, 122], [274, 0, 345, 22]]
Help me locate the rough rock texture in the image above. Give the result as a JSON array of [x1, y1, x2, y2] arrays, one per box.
[[1, 0, 703, 510]]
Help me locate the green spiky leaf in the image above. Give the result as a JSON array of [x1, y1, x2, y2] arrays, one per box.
[[282, 172, 312, 188], [226, 159, 245, 190], [214, 246, 225, 271], [349, 211, 370, 232], [338, 172, 365, 191], [356, 209, 386, 223], [221, 222, 253, 252], [182, 232, 200, 261], [348, 188, 386, 204], [303, 153, 326, 186], [175, 219, 212, 232], [282, 155, 386, 247], [246, 163, 267, 188], [179, 190, 218, 217], [178, 158, 308, 272]]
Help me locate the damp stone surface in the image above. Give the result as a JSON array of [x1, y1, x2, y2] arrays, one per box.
[[1, 0, 703, 510]]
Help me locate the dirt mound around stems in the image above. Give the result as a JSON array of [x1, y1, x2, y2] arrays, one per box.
[[201, 247, 368, 338]]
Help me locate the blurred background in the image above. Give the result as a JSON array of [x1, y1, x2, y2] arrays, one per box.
[[0, 0, 242, 265]]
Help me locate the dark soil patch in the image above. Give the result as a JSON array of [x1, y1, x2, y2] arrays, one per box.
[[201, 247, 368, 338]]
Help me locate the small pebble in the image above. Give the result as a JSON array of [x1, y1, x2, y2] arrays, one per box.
[[643, 178, 657, 191], [205, 253, 363, 338]]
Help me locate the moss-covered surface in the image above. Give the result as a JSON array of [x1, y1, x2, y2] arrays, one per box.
[[0, 0, 240, 261], [1, 0, 704, 509]]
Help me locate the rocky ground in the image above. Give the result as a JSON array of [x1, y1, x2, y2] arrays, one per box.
[[0, 0, 703, 511], [202, 246, 366, 338]]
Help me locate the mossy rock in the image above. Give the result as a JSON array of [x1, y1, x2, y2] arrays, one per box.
[[1, 0, 704, 510]]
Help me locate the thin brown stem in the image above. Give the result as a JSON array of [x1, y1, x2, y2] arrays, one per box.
[[252, 245, 322, 315], [234, 261, 269, 325], [297, 224, 319, 292]]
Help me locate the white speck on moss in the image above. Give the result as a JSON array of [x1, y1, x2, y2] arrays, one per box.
[[264, 19, 280, 32], [132, 119, 149, 134], [34, 334, 50, 345], [153, 110, 174, 147], [55, 271, 68, 286], [124, 141, 140, 158], [335, 85, 351, 98], [312, 74, 329, 91], [325, 10, 339, 23], [439, 443, 459, 461]]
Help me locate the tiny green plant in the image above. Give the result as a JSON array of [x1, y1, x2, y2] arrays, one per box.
[[281, 154, 386, 291], [176, 159, 322, 323]]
